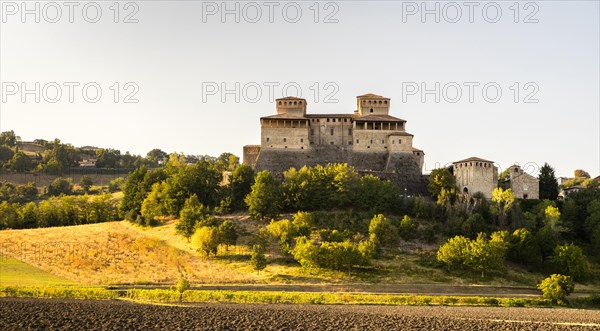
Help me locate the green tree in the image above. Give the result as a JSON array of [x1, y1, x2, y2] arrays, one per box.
[[428, 168, 456, 202], [0, 130, 19, 147], [318, 240, 366, 272], [166, 161, 222, 213], [79, 175, 93, 193], [18, 202, 39, 228], [141, 182, 172, 224], [119, 166, 167, 217], [551, 243, 590, 280], [574, 169, 590, 178], [537, 274, 574, 304], [0, 145, 14, 165], [230, 164, 255, 210], [217, 220, 238, 250], [437, 235, 470, 270], [491, 187, 515, 227], [245, 171, 282, 220], [175, 276, 190, 302], [95, 148, 121, 168], [8, 152, 33, 172], [354, 175, 398, 213], [176, 194, 209, 241], [399, 215, 417, 240], [465, 232, 508, 278], [250, 244, 267, 273], [508, 228, 542, 267], [538, 163, 559, 200], [47, 177, 73, 196], [146, 148, 168, 166], [368, 214, 398, 249], [291, 236, 320, 269], [192, 226, 219, 257], [108, 177, 125, 193], [267, 219, 298, 255]]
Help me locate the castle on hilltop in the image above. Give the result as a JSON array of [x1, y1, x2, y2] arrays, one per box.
[[243, 94, 427, 193]]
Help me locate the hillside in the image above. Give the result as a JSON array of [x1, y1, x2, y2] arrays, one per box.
[[0, 221, 254, 285], [4, 216, 594, 293]]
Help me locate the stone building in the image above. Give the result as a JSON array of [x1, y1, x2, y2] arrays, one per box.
[[500, 165, 540, 199], [243, 94, 427, 193], [453, 157, 498, 199]]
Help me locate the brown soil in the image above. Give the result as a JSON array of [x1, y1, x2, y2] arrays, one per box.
[[1, 298, 599, 330]]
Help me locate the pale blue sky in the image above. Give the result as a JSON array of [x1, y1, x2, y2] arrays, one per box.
[[1, 1, 598, 177]]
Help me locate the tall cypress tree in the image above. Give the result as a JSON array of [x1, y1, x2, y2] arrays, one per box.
[[539, 163, 559, 200]]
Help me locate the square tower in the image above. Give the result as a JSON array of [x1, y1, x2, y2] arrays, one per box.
[[356, 93, 390, 116]]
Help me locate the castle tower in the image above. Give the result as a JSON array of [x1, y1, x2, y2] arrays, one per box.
[[356, 93, 390, 116], [453, 157, 498, 199], [276, 97, 307, 117]]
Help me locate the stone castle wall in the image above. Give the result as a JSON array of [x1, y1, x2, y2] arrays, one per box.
[[253, 147, 427, 195]]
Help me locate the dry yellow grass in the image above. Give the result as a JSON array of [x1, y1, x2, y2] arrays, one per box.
[[1, 222, 256, 285]]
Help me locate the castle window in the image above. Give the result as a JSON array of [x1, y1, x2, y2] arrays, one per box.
[[330, 128, 334, 135], [317, 119, 320, 122], [285, 146, 287, 148], [381, 139, 385, 144], [370, 108, 373, 113], [399, 139, 402, 144], [330, 141, 334, 145], [356, 139, 359, 144], [310, 129, 314, 135], [344, 118, 348, 122], [266, 137, 270, 142], [300, 138, 304, 143], [392, 140, 394, 144], [278, 101, 282, 105], [327, 118, 330, 122], [348, 128, 352, 135], [293, 101, 297, 105], [378, 100, 382, 104], [348, 141, 352, 145], [283, 138, 287, 142], [384, 100, 388, 104], [370, 139, 373, 144]]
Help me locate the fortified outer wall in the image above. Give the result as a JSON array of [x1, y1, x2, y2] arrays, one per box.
[[254, 148, 427, 195], [243, 145, 260, 168]]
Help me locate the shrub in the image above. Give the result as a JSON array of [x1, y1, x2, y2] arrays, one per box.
[[108, 177, 125, 192], [250, 244, 267, 273], [79, 176, 93, 193], [537, 274, 574, 304], [175, 277, 190, 302], [192, 226, 219, 257], [550, 243, 590, 280], [399, 215, 417, 240], [436, 235, 469, 270], [47, 177, 73, 196]]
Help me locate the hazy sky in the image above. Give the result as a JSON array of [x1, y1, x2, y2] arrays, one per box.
[[1, 0, 598, 177]]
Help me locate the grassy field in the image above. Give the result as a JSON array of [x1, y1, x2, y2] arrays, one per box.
[[0, 222, 254, 285], [0, 256, 75, 286]]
